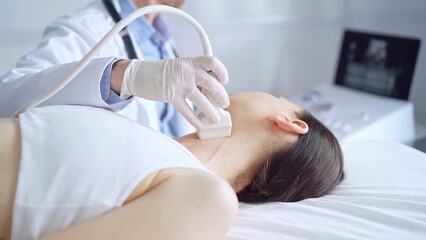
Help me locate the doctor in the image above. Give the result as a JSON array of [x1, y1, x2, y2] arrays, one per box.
[[0, 0, 229, 137]]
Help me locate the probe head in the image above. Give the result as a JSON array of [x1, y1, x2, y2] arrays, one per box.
[[196, 108, 232, 139]]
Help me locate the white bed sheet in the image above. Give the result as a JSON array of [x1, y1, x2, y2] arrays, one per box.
[[226, 140, 426, 239]]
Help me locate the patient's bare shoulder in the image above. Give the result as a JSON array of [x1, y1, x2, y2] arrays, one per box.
[[124, 168, 213, 205]]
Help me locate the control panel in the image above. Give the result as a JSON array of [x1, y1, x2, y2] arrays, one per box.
[[288, 83, 415, 143]]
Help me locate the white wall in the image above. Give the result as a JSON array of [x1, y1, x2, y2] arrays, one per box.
[[170, 0, 345, 95], [0, 0, 90, 76], [172, 0, 426, 125]]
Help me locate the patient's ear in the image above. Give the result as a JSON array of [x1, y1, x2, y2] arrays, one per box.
[[269, 115, 309, 134]]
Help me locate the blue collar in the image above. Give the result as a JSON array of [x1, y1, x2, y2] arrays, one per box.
[[118, 0, 171, 46]]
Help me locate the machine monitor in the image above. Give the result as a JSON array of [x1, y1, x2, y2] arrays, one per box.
[[334, 30, 421, 100]]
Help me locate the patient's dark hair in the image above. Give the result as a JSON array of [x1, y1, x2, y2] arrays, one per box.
[[238, 111, 344, 203]]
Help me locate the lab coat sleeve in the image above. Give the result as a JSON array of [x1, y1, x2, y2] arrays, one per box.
[[0, 57, 126, 117], [100, 58, 133, 109]]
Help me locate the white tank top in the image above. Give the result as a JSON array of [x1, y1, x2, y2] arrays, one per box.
[[12, 105, 208, 240]]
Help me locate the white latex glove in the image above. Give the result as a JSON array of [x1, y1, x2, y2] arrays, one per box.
[[120, 56, 230, 128]]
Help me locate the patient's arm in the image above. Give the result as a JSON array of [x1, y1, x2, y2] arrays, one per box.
[[0, 118, 21, 240], [41, 168, 238, 240]]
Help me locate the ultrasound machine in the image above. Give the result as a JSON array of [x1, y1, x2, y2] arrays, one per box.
[[289, 29, 421, 143]]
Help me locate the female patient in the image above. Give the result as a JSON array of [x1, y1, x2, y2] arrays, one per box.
[[0, 92, 343, 240]]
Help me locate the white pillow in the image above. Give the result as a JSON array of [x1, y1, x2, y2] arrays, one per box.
[[226, 140, 426, 239]]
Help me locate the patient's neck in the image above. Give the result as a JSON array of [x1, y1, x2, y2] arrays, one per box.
[[175, 132, 267, 192]]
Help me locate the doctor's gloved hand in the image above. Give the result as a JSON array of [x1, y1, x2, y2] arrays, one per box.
[[118, 56, 230, 128]]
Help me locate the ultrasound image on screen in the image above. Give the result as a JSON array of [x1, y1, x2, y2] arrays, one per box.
[[334, 30, 420, 100]]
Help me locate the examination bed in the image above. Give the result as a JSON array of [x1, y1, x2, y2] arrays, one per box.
[[226, 140, 426, 239]]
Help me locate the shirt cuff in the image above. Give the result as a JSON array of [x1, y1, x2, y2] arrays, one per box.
[[101, 58, 133, 109]]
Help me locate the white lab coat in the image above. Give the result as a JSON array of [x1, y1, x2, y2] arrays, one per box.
[[0, 0, 194, 135]]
